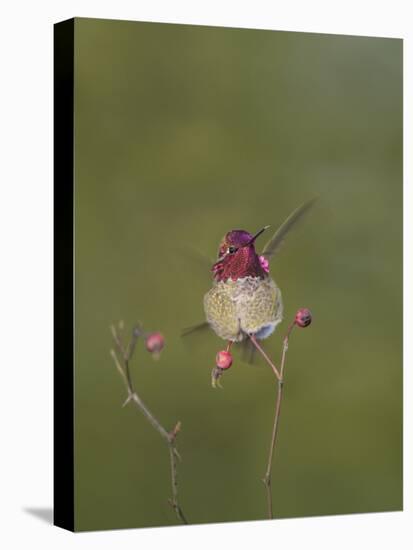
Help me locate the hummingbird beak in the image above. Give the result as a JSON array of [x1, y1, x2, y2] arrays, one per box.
[[246, 225, 270, 246]]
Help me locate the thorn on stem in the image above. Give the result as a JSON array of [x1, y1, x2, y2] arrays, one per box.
[[262, 476, 270, 488], [171, 421, 182, 438], [122, 394, 133, 408]]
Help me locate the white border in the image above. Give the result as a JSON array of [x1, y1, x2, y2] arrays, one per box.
[[0, 1, 410, 549]]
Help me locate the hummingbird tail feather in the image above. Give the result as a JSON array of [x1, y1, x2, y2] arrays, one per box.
[[239, 338, 260, 367]]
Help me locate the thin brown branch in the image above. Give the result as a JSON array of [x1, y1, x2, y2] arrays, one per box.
[[110, 324, 126, 357], [168, 440, 188, 524], [249, 334, 281, 380], [110, 323, 188, 525], [262, 321, 295, 519]]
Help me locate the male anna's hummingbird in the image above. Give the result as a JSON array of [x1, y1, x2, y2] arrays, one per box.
[[203, 199, 316, 347]]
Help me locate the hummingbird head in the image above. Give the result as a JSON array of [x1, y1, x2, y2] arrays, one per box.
[[212, 226, 270, 281]]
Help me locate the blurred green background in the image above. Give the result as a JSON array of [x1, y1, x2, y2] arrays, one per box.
[[73, 18, 402, 531]]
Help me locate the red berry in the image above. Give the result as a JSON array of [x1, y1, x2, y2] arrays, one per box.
[[216, 350, 233, 370], [145, 332, 165, 356], [295, 308, 312, 328]]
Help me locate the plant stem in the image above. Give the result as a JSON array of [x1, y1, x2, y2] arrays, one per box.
[[263, 378, 283, 519], [262, 322, 295, 519], [168, 442, 188, 524], [249, 334, 281, 380], [110, 324, 188, 525]]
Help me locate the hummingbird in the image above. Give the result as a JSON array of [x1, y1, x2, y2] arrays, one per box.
[[182, 198, 316, 383], [204, 226, 282, 344], [203, 199, 316, 378]]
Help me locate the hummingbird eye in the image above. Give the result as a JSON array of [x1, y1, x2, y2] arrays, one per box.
[[227, 246, 238, 254]]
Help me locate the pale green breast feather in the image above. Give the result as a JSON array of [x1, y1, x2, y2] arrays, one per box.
[[204, 276, 283, 342]]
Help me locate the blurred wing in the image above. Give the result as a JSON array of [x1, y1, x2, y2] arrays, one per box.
[[261, 197, 318, 260], [176, 245, 214, 287], [181, 321, 210, 337], [180, 320, 220, 360], [180, 245, 214, 271]]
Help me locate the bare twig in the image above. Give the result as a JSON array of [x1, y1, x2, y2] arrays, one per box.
[[249, 334, 281, 380], [110, 323, 188, 525], [261, 321, 295, 519]]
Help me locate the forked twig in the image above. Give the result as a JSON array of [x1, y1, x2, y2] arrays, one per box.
[[110, 323, 188, 525]]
